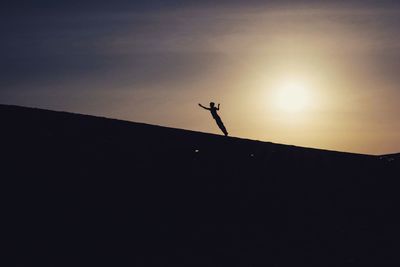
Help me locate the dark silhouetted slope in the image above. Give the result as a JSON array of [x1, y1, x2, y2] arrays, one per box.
[[3, 104, 399, 266]]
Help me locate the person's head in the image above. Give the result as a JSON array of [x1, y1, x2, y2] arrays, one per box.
[[210, 102, 215, 107]]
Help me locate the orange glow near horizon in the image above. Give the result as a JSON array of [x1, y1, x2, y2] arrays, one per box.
[[96, 8, 400, 155]]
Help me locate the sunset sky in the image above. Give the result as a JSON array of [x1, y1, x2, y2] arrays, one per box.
[[2, 0, 400, 154]]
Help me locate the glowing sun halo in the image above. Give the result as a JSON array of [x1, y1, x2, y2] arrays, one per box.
[[276, 82, 311, 113]]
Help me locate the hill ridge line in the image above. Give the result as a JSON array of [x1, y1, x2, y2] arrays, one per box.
[[0, 103, 379, 157]]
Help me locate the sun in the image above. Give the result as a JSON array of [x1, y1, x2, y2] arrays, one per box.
[[275, 81, 311, 113]]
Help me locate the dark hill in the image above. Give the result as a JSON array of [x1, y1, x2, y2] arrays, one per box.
[[3, 104, 399, 266]]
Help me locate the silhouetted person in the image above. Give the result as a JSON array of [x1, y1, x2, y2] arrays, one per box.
[[198, 102, 228, 136]]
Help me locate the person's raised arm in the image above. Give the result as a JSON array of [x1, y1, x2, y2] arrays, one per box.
[[217, 103, 220, 110], [198, 103, 210, 110]]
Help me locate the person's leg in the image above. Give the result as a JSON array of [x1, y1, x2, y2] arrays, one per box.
[[215, 117, 228, 136]]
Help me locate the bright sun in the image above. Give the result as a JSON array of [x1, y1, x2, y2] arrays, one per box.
[[276, 81, 311, 113]]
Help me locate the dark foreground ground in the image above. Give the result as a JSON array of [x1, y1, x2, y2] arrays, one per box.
[[2, 104, 400, 266]]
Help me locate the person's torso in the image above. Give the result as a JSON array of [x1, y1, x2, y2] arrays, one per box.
[[210, 107, 218, 118]]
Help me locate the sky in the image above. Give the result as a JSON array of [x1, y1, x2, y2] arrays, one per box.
[[1, 0, 400, 154]]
